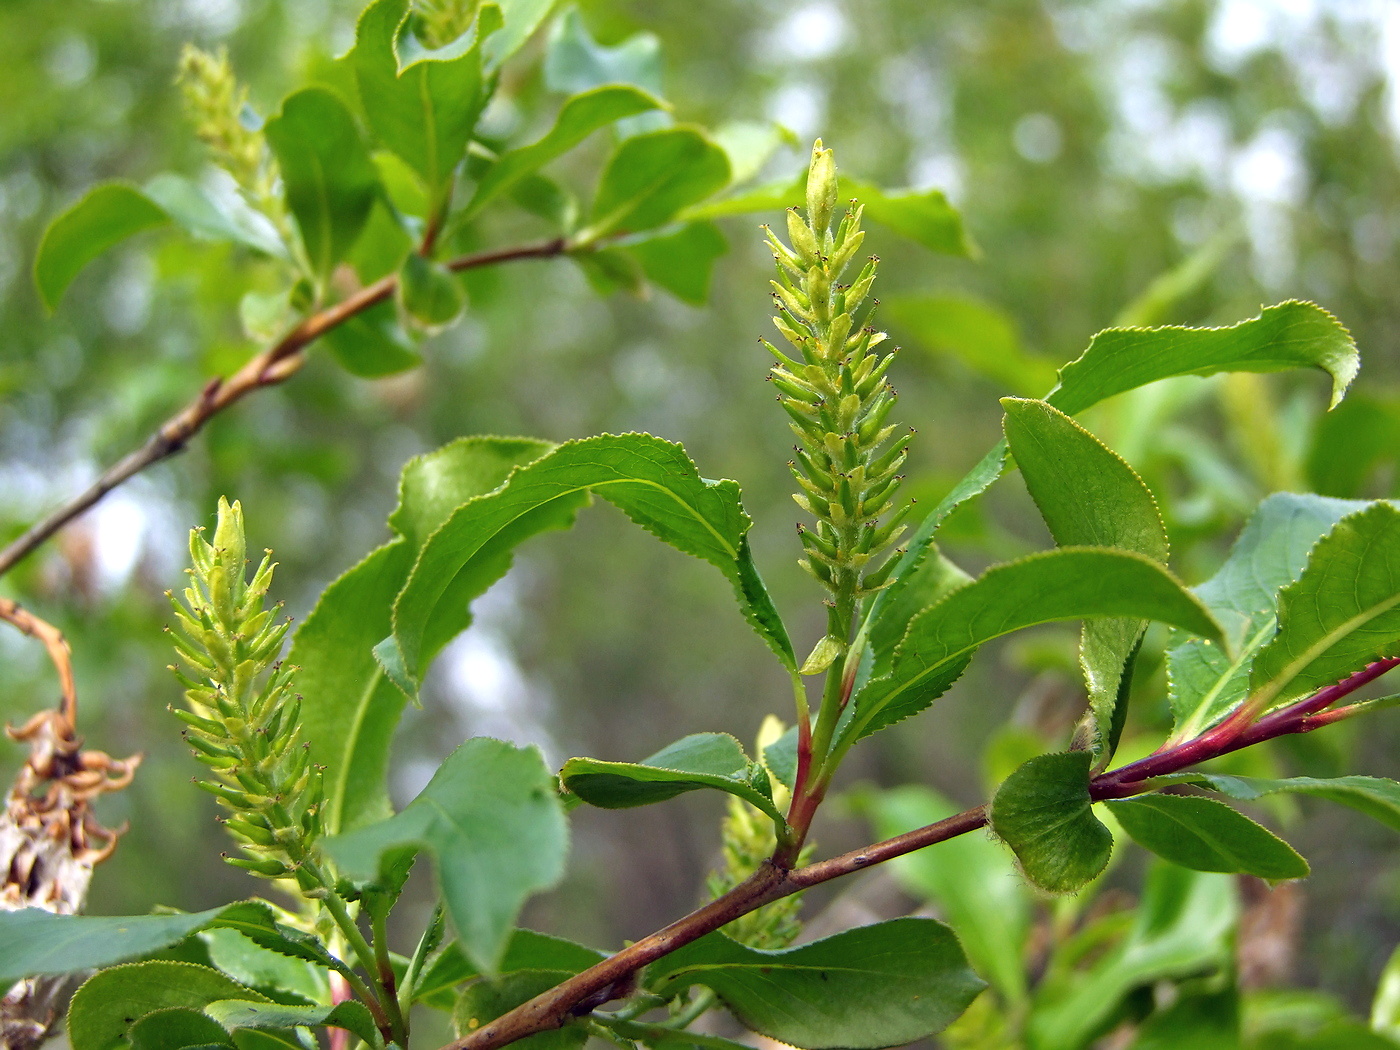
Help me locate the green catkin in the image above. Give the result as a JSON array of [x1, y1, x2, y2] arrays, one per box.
[[764, 143, 912, 630], [167, 498, 324, 882]]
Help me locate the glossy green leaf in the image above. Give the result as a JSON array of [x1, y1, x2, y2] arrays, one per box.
[[1048, 300, 1357, 416], [585, 127, 730, 239], [1026, 864, 1236, 1050], [862, 548, 971, 686], [544, 9, 663, 99], [382, 434, 795, 697], [1105, 793, 1308, 879], [263, 88, 379, 281], [647, 918, 986, 1049], [843, 177, 975, 257], [323, 738, 568, 975], [198, 927, 326, 1004], [483, 0, 558, 69], [68, 962, 266, 1050], [289, 436, 555, 833], [128, 1008, 234, 1050], [455, 971, 586, 1050], [1003, 398, 1169, 763], [625, 221, 727, 304], [0, 907, 229, 987], [1166, 493, 1364, 741], [886, 295, 1056, 395], [205, 900, 350, 979], [413, 929, 606, 1005], [1185, 773, 1400, 833], [466, 85, 664, 219], [861, 786, 1030, 1005], [560, 732, 783, 825], [843, 548, 1219, 745], [398, 252, 465, 328], [1249, 502, 1400, 708], [989, 751, 1112, 893], [143, 174, 286, 257], [34, 182, 169, 310], [320, 300, 423, 378], [204, 1000, 380, 1047], [352, 0, 492, 196]]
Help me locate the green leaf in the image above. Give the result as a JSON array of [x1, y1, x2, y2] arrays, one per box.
[[1166, 493, 1365, 741], [263, 88, 380, 281], [465, 85, 664, 220], [413, 929, 606, 1005], [544, 9, 664, 99], [34, 182, 169, 310], [398, 252, 466, 328], [204, 1000, 381, 1047], [143, 174, 286, 257], [68, 962, 266, 1050], [128, 1008, 234, 1050], [1104, 793, 1307, 879], [647, 918, 986, 1049], [624, 221, 728, 304], [322, 738, 568, 976], [198, 928, 326, 1003], [455, 971, 586, 1050], [886, 295, 1056, 395], [289, 436, 555, 833], [842, 177, 975, 258], [320, 300, 423, 378], [352, 0, 492, 197], [483, 0, 558, 69], [1048, 300, 1358, 416], [843, 548, 1220, 745], [382, 433, 794, 696], [1003, 398, 1169, 764], [1124, 988, 1240, 1050], [1183, 773, 1400, 834], [585, 127, 730, 239], [989, 751, 1112, 894], [205, 900, 350, 979], [862, 548, 971, 686], [681, 173, 802, 221], [1026, 864, 1236, 1050], [1249, 502, 1400, 708], [1307, 394, 1400, 498], [860, 786, 1030, 1006], [0, 907, 229, 987], [560, 732, 784, 825]]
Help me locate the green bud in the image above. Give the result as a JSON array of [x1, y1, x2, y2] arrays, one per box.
[[806, 140, 838, 238]]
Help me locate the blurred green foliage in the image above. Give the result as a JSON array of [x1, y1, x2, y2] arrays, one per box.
[[3, 0, 1400, 1021]]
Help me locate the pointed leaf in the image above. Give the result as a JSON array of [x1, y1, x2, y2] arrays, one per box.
[[204, 1001, 380, 1047], [322, 738, 567, 976], [352, 0, 492, 195], [68, 962, 266, 1050], [646, 918, 986, 1049], [1003, 398, 1168, 763], [1184, 773, 1400, 834], [205, 901, 350, 977], [862, 786, 1031, 1006], [0, 907, 229, 987], [843, 548, 1219, 744], [1249, 502, 1400, 708], [263, 88, 380, 280], [990, 751, 1112, 894], [466, 85, 664, 219], [290, 437, 555, 833], [625, 221, 727, 304], [1105, 793, 1308, 879], [586, 127, 730, 238], [384, 434, 794, 696], [34, 183, 169, 310], [1166, 493, 1365, 741], [560, 732, 783, 825]]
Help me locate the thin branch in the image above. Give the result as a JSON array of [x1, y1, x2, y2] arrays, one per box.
[[0, 237, 569, 583], [446, 659, 1400, 1050], [0, 599, 77, 734]]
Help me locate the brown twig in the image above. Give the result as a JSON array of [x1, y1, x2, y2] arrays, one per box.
[[447, 659, 1400, 1050], [0, 599, 76, 735], [0, 237, 569, 584]]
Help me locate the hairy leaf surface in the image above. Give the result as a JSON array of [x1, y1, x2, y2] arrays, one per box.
[[989, 751, 1112, 894], [323, 738, 567, 976], [647, 918, 986, 1049], [560, 732, 783, 824], [843, 549, 1219, 745], [1003, 398, 1168, 763]]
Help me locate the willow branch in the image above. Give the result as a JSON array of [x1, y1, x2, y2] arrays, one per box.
[[446, 659, 1400, 1050], [0, 237, 569, 583]]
